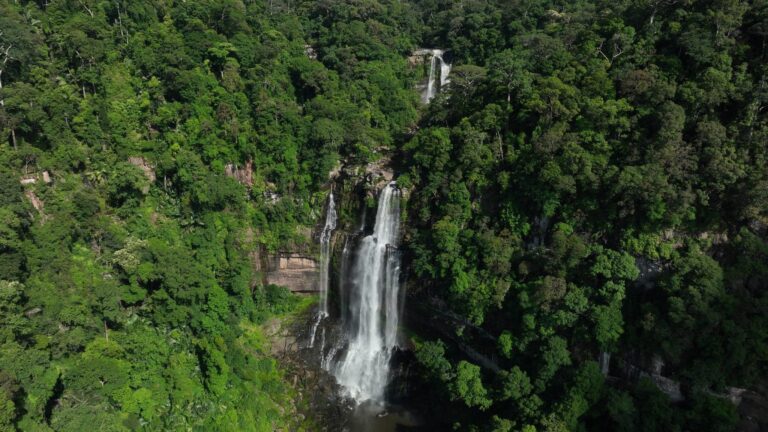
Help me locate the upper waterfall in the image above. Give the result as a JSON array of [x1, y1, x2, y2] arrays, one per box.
[[421, 49, 452, 103], [332, 182, 403, 403]]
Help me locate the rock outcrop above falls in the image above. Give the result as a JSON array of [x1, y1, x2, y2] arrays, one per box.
[[408, 48, 436, 66], [255, 156, 398, 295]]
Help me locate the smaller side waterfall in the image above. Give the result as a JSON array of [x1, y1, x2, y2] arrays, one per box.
[[308, 311, 322, 349], [421, 49, 452, 103], [318, 191, 337, 317], [423, 53, 439, 103], [599, 352, 611, 376], [339, 237, 353, 331], [309, 192, 337, 348]]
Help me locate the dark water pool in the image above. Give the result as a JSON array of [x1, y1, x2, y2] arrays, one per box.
[[345, 400, 425, 432]]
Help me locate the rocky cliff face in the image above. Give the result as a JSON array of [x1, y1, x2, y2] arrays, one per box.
[[224, 159, 254, 188], [245, 157, 397, 296], [265, 253, 320, 293]]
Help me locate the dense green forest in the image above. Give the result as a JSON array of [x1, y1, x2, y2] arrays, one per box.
[[0, 0, 766, 431], [0, 0, 419, 430], [402, 1, 768, 431]]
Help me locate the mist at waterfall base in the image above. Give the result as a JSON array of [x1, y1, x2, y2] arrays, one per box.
[[307, 183, 431, 431]]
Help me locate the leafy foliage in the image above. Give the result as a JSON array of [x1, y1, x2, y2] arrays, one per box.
[[405, 0, 768, 430], [0, 0, 422, 430], [0, 0, 766, 430]]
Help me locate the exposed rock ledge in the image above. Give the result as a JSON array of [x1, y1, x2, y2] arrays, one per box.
[[224, 159, 254, 188], [19, 170, 52, 185], [408, 48, 445, 66], [127, 156, 155, 193], [265, 253, 319, 293]]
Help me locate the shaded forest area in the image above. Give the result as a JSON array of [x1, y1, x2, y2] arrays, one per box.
[[402, 1, 768, 431]]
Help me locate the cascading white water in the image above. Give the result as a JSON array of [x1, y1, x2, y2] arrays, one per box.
[[308, 310, 322, 349], [423, 53, 439, 103], [439, 53, 452, 87], [319, 191, 337, 316], [339, 237, 352, 331], [333, 182, 402, 402], [599, 351, 611, 376], [421, 49, 451, 103], [309, 191, 337, 348]]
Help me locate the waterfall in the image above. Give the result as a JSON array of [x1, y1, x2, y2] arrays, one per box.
[[308, 313, 322, 349], [440, 54, 452, 87], [421, 49, 451, 103], [309, 191, 337, 348], [332, 182, 402, 403], [599, 352, 611, 376], [423, 53, 439, 103], [319, 191, 337, 316], [339, 238, 353, 332]]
